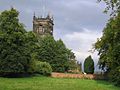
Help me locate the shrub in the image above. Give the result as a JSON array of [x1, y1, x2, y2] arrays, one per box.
[[35, 61, 52, 76], [84, 55, 94, 74], [109, 66, 120, 86]]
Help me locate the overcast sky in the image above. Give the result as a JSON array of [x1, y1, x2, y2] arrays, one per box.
[[0, 0, 109, 70]]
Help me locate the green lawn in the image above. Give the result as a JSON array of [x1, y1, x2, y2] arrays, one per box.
[[0, 76, 119, 90]]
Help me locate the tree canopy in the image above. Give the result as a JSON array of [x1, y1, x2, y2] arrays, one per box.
[[0, 8, 36, 76], [98, 0, 120, 15], [94, 12, 120, 86], [36, 35, 78, 72]]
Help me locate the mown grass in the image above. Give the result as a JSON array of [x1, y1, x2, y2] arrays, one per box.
[[0, 76, 119, 90]]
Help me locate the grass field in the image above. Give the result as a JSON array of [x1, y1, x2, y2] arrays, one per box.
[[0, 76, 119, 90]]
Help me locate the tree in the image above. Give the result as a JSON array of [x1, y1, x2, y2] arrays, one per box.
[[66, 50, 80, 73], [0, 8, 35, 76], [84, 55, 94, 74], [36, 36, 67, 72], [52, 39, 66, 72], [36, 35, 77, 72], [24, 31, 38, 73], [98, 0, 120, 15], [94, 12, 120, 86]]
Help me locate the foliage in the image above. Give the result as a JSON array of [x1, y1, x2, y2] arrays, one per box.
[[84, 55, 94, 74], [35, 61, 52, 76], [36, 35, 78, 72], [66, 50, 76, 70], [98, 0, 120, 15], [98, 0, 120, 86], [25, 31, 38, 73], [0, 8, 37, 76], [94, 12, 120, 86], [108, 66, 120, 86], [68, 60, 77, 71], [55, 39, 69, 72], [66, 51, 81, 73]]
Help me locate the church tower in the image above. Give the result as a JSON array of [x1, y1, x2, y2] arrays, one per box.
[[33, 14, 54, 36]]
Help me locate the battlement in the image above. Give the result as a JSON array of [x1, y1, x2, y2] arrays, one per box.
[[33, 14, 54, 36]]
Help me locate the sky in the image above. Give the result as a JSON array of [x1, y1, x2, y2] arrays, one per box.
[[0, 0, 109, 71]]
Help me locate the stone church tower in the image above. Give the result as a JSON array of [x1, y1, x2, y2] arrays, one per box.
[[33, 14, 54, 36]]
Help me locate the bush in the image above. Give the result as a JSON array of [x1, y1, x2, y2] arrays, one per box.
[[109, 66, 120, 86], [35, 61, 52, 76], [84, 55, 94, 74]]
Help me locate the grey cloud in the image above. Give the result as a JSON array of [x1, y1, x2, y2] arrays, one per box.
[[0, 0, 108, 63], [47, 0, 109, 34], [0, 0, 108, 33]]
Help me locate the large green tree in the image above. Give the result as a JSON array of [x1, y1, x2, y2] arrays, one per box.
[[0, 8, 36, 76], [94, 12, 120, 86], [36, 35, 77, 72], [96, 0, 120, 86]]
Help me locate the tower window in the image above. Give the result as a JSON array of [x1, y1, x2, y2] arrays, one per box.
[[42, 28, 45, 33]]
